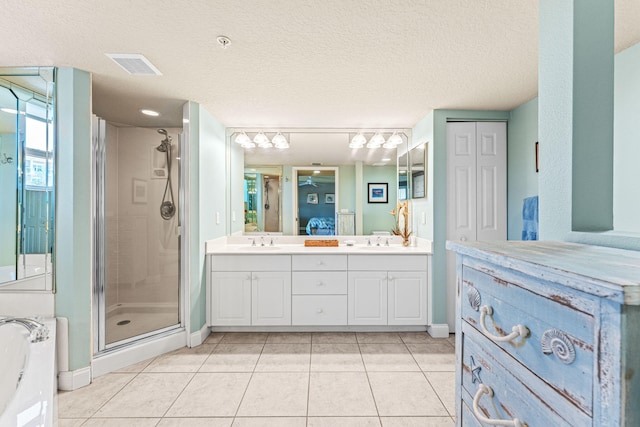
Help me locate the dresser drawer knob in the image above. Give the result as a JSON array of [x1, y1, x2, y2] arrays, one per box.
[[541, 329, 576, 364], [316, 308, 324, 314], [473, 384, 525, 427], [467, 287, 481, 311], [479, 305, 529, 343]]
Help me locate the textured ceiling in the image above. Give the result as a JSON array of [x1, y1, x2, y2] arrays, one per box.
[[2, 1, 640, 131]]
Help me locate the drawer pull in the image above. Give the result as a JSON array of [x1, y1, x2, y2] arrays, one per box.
[[316, 308, 324, 314], [317, 282, 325, 286], [479, 305, 529, 343], [467, 287, 481, 311], [541, 329, 576, 364], [473, 384, 525, 427]]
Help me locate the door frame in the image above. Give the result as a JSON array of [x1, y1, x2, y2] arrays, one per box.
[[292, 166, 339, 235]]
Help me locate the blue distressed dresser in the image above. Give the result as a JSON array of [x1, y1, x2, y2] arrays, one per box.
[[446, 241, 640, 426]]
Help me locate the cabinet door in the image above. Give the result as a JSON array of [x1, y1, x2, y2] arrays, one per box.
[[348, 272, 387, 325], [252, 271, 292, 325], [210, 272, 251, 326], [387, 271, 427, 325]]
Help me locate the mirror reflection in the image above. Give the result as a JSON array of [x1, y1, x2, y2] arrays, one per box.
[[398, 151, 409, 201], [410, 142, 427, 199], [0, 67, 55, 289], [236, 130, 408, 235]]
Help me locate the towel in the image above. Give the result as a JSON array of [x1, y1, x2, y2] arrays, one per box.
[[522, 196, 539, 240]]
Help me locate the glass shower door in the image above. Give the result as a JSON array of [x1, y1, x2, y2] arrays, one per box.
[[93, 117, 182, 352]]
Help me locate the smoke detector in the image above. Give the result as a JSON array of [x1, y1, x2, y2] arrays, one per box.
[[105, 53, 162, 75]]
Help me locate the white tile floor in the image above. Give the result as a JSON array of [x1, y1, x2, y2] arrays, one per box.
[[58, 332, 456, 426]]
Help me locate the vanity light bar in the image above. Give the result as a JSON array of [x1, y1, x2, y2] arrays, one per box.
[[234, 131, 289, 150], [350, 131, 405, 149]]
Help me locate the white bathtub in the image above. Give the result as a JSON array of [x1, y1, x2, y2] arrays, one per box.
[[0, 318, 56, 427]]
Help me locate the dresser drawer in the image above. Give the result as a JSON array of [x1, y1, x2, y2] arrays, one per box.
[[211, 255, 290, 272], [292, 272, 347, 295], [461, 265, 594, 415], [292, 295, 347, 325], [461, 326, 590, 427], [292, 255, 347, 271]]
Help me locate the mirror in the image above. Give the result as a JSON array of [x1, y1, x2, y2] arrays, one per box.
[[409, 142, 427, 199], [244, 166, 283, 233], [234, 130, 408, 235], [0, 67, 55, 290], [398, 151, 409, 201]]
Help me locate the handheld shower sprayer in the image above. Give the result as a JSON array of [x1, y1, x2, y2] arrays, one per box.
[[156, 129, 176, 219]]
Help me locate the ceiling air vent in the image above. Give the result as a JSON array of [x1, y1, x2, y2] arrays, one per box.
[[105, 54, 162, 76]]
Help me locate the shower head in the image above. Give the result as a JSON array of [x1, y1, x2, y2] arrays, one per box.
[[156, 129, 172, 151]]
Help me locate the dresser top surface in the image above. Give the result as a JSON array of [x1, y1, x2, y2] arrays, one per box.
[[447, 241, 640, 304]]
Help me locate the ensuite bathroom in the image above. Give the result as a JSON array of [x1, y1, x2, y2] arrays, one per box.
[[2, 1, 640, 427]]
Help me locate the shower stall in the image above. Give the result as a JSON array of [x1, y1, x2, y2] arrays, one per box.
[[93, 117, 182, 352]]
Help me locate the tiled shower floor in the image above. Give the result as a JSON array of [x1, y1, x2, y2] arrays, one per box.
[[58, 332, 456, 426]]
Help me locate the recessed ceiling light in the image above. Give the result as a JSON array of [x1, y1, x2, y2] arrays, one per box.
[[182, 118, 189, 124], [313, 170, 321, 174], [141, 109, 159, 117], [381, 158, 391, 162]]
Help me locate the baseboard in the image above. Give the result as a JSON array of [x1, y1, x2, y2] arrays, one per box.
[[210, 325, 427, 333], [92, 329, 187, 378], [58, 366, 92, 391], [427, 324, 450, 338], [189, 324, 210, 347]]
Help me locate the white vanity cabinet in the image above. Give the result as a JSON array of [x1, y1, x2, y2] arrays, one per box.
[[208, 255, 291, 326], [348, 255, 428, 326], [291, 255, 348, 325]]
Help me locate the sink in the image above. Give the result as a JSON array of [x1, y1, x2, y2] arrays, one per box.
[[239, 246, 282, 251]]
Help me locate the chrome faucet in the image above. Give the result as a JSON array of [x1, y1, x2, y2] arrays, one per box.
[[260, 236, 265, 247], [0, 317, 49, 342], [269, 237, 276, 247], [376, 236, 381, 246], [249, 237, 256, 246], [385, 237, 390, 247], [367, 237, 372, 246]]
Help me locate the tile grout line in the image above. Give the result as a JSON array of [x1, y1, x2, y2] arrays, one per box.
[[232, 334, 268, 421], [356, 333, 382, 424]]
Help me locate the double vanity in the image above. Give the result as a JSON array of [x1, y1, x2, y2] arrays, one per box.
[[206, 236, 431, 330]]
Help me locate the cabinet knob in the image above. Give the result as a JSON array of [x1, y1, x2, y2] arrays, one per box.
[[316, 308, 324, 314], [388, 276, 395, 281], [317, 281, 324, 286], [317, 261, 324, 266], [460, 237, 467, 242], [246, 275, 252, 280]]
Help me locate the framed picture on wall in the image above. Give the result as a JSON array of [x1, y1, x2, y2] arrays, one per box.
[[307, 193, 318, 204], [368, 183, 388, 203], [325, 193, 335, 204]]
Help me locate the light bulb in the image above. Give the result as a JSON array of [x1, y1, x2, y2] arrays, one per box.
[[367, 133, 385, 148], [235, 131, 251, 145], [272, 132, 289, 149], [387, 132, 403, 146], [349, 133, 366, 148], [253, 132, 269, 145]]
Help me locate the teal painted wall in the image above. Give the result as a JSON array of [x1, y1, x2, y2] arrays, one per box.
[[362, 165, 397, 235], [539, 0, 614, 240], [188, 103, 227, 333], [614, 41, 640, 233], [55, 68, 93, 371], [507, 98, 539, 240], [338, 165, 355, 214]]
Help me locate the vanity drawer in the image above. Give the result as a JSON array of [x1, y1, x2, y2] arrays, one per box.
[[292, 255, 347, 271], [292, 295, 347, 325], [348, 255, 427, 271], [461, 265, 594, 415], [292, 272, 347, 295], [461, 326, 590, 427], [210, 255, 290, 272]]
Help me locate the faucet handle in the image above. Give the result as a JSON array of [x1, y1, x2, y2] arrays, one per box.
[[385, 238, 390, 246], [270, 237, 276, 246], [248, 237, 256, 246], [367, 237, 372, 246]]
